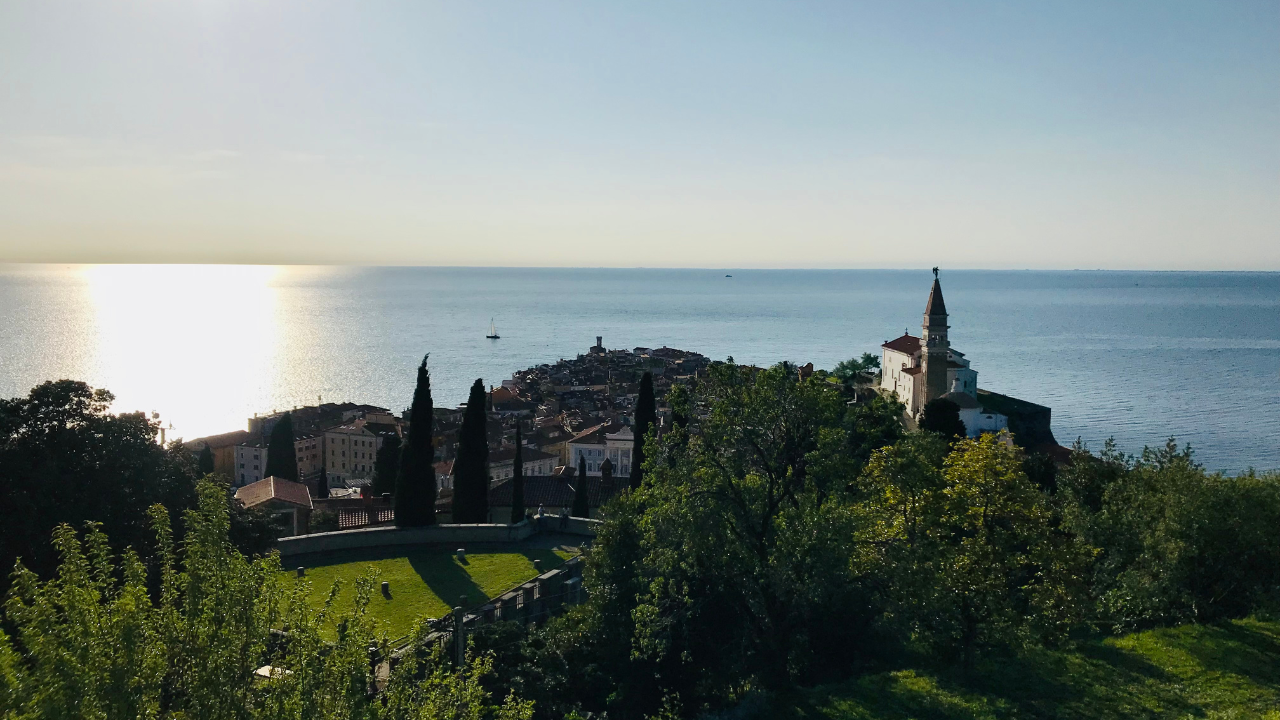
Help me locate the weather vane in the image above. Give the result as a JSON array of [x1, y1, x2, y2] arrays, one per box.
[[932, 266, 939, 279]]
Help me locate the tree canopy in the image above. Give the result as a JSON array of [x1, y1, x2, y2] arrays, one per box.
[[263, 412, 299, 481]]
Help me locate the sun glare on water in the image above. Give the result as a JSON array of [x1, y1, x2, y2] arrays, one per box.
[[83, 264, 280, 441]]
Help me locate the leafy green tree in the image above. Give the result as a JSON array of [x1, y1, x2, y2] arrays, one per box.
[[1060, 439, 1280, 630], [844, 392, 906, 479], [198, 444, 216, 476], [453, 379, 491, 524], [373, 433, 403, 498], [919, 397, 967, 439], [575, 362, 867, 713], [571, 456, 589, 518], [511, 428, 526, 524], [870, 433, 1093, 674], [0, 480, 532, 719], [833, 352, 880, 385], [0, 380, 198, 594], [264, 412, 299, 481], [629, 371, 656, 491], [397, 356, 437, 527]]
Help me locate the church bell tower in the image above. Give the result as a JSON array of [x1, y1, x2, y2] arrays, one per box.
[[919, 268, 949, 415]]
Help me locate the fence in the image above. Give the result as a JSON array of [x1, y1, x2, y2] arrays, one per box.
[[313, 495, 395, 530], [384, 554, 587, 674]]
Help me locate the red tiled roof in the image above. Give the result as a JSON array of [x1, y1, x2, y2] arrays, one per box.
[[569, 422, 613, 445], [881, 334, 921, 354], [234, 476, 313, 510]]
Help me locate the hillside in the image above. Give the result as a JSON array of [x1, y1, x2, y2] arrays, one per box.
[[778, 619, 1280, 719]]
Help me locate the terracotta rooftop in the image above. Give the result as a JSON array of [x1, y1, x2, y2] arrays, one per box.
[[234, 476, 313, 510], [881, 334, 921, 355], [569, 422, 614, 445]]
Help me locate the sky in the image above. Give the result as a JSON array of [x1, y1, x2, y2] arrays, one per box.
[[0, 1, 1276, 269]]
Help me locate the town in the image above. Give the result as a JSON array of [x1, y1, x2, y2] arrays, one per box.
[[189, 275, 1057, 535]]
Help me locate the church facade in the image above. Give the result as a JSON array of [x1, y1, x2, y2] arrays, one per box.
[[880, 273, 1010, 438]]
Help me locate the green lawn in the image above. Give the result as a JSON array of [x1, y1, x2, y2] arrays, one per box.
[[779, 619, 1280, 719], [280, 544, 575, 640]]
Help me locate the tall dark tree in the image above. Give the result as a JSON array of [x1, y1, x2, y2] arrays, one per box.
[[314, 467, 329, 500], [920, 398, 967, 440], [263, 412, 298, 481], [396, 356, 436, 527], [629, 371, 657, 490], [572, 455, 590, 518], [197, 444, 215, 476], [372, 433, 402, 498], [0, 381, 199, 594], [452, 379, 490, 523], [510, 427, 526, 524]]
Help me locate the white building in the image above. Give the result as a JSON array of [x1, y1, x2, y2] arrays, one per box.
[[488, 446, 560, 486], [880, 273, 1008, 438], [233, 441, 268, 487], [604, 426, 634, 478], [567, 422, 613, 476]]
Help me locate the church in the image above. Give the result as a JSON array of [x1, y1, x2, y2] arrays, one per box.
[[879, 271, 1011, 438]]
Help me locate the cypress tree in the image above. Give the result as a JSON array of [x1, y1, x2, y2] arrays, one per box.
[[510, 427, 526, 524], [396, 356, 436, 527], [571, 454, 590, 518], [452, 379, 490, 523], [315, 467, 329, 499], [372, 433, 402, 497], [197, 445, 215, 476], [264, 413, 298, 481], [629, 371, 657, 490]]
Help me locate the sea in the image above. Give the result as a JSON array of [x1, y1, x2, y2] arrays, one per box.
[[1, 265, 1277, 474]]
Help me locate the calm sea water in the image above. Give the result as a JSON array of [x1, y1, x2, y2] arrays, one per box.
[[1, 265, 1277, 473]]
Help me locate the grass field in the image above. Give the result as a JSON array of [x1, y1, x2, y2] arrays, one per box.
[[779, 619, 1280, 719], [280, 544, 575, 639]]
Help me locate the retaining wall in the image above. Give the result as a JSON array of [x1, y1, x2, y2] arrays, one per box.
[[278, 514, 603, 558], [278, 520, 536, 558]]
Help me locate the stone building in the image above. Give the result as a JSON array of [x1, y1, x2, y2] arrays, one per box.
[[880, 271, 1009, 437]]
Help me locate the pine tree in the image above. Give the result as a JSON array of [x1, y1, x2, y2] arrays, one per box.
[[629, 371, 657, 490], [572, 454, 589, 518], [197, 445, 215, 476], [452, 379, 490, 523], [264, 413, 298, 481], [395, 356, 436, 527], [510, 427, 526, 524]]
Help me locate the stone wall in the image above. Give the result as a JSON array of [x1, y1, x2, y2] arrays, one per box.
[[277, 514, 603, 558], [278, 520, 537, 558]]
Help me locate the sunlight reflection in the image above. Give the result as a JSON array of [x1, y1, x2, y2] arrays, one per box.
[[83, 264, 280, 440]]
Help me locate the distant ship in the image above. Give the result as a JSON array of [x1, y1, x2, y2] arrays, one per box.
[[486, 319, 500, 339], [725, 274, 733, 277]]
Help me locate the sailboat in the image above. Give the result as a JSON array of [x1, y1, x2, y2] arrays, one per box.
[[486, 318, 500, 339]]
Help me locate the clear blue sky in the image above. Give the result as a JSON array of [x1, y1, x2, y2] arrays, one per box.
[[1, 1, 1276, 269]]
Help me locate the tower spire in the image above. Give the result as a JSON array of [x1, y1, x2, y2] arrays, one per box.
[[918, 270, 950, 416]]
